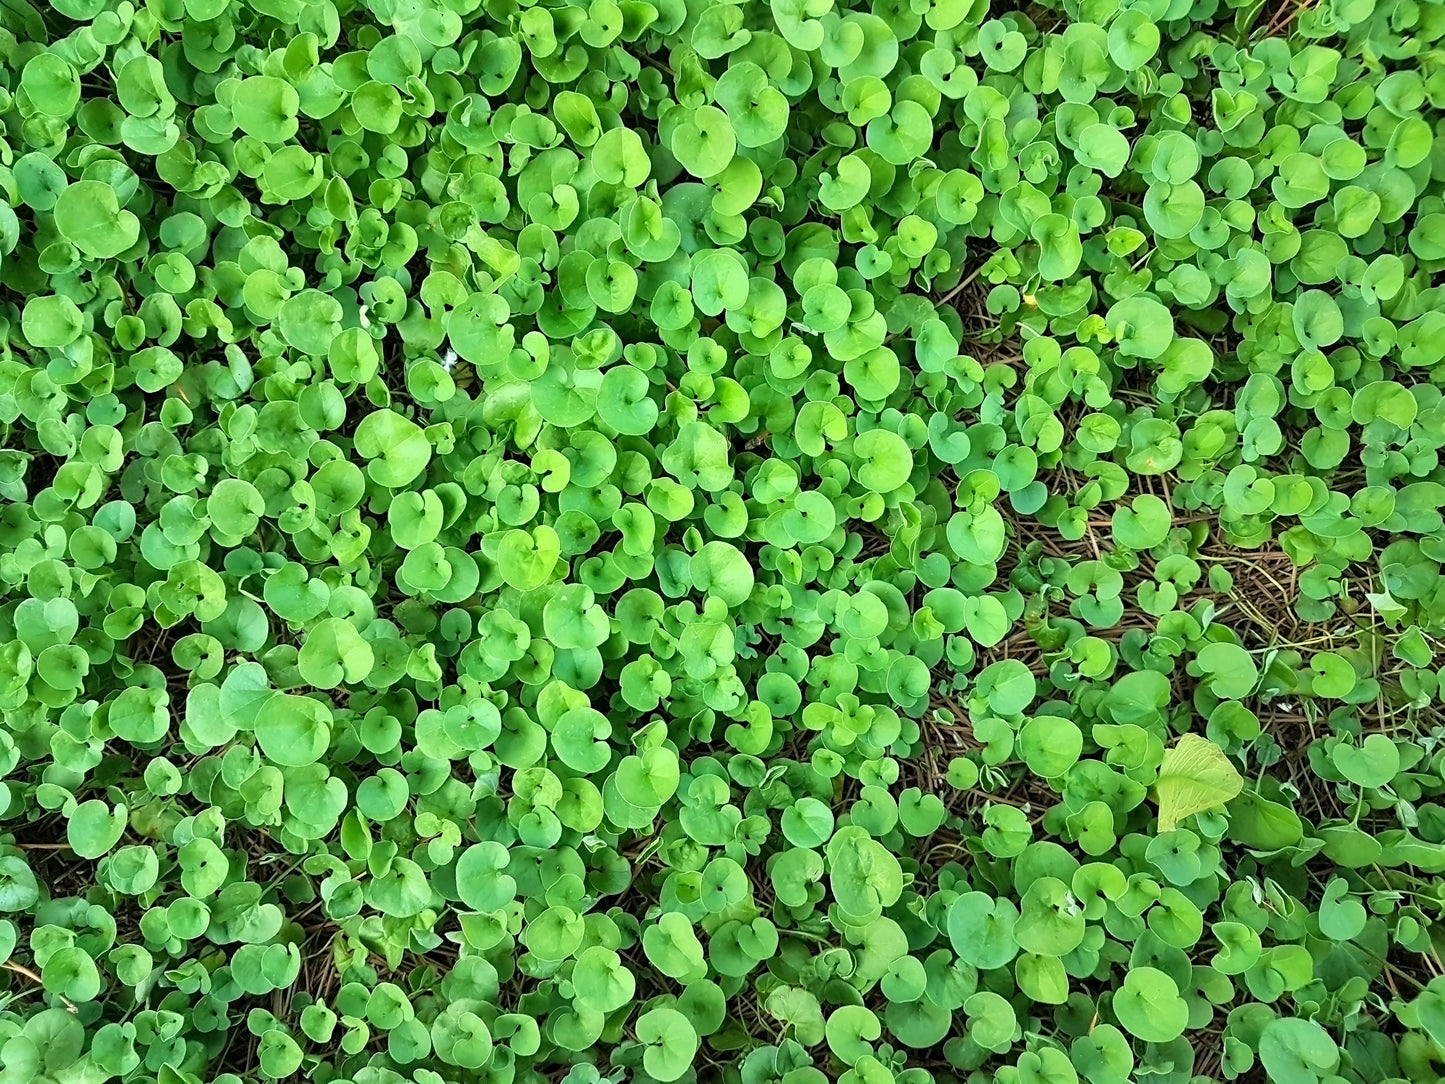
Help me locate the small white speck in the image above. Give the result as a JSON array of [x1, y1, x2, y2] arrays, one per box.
[[441, 349, 458, 372]]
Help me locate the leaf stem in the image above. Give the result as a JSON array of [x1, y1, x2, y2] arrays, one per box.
[[2, 961, 78, 1014]]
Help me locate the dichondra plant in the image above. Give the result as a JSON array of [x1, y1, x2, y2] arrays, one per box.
[[1, 0, 1444, 1083]]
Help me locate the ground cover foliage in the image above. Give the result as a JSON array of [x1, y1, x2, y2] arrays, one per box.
[[1, 0, 1445, 1081]]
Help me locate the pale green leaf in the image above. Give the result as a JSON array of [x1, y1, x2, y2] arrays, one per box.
[[1153, 734, 1244, 832]]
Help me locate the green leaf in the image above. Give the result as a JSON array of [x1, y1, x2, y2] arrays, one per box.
[[636, 1007, 698, 1082], [1112, 967, 1188, 1044], [53, 180, 140, 258]]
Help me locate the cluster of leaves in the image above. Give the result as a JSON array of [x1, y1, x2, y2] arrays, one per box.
[[2, 0, 1445, 1082]]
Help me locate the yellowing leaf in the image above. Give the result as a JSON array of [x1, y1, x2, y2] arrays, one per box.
[[1153, 734, 1244, 832]]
